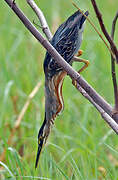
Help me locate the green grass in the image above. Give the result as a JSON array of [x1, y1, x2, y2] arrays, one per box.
[[0, 0, 118, 179]]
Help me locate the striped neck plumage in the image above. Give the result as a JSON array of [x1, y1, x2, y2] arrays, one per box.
[[45, 70, 67, 123]]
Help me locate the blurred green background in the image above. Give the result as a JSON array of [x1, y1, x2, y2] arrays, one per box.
[[0, 0, 118, 179]]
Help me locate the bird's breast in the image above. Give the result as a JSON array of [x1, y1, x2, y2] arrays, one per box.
[[53, 71, 67, 117]]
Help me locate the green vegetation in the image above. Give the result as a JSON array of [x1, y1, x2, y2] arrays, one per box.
[[0, 0, 118, 179]]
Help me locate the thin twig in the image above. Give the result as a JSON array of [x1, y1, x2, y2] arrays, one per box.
[[91, 0, 118, 63], [111, 11, 118, 112], [4, 0, 118, 132], [27, 0, 52, 41], [111, 11, 118, 39]]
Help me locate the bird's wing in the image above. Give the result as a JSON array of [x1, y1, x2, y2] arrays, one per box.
[[48, 26, 78, 71], [56, 25, 78, 62]]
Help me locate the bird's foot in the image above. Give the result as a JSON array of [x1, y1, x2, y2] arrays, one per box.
[[77, 49, 83, 57]]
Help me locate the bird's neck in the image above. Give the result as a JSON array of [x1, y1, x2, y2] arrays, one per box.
[[45, 71, 67, 123]]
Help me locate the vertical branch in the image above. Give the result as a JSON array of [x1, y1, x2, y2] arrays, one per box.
[[90, 0, 118, 112], [111, 11, 118, 112], [91, 0, 118, 63]]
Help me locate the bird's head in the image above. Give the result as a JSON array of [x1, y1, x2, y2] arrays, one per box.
[[78, 11, 89, 33]]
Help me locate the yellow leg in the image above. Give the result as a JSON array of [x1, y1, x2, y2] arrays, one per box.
[[72, 52, 90, 86], [73, 56, 89, 73]]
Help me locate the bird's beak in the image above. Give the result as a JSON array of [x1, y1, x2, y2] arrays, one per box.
[[80, 11, 89, 28], [35, 136, 44, 168]]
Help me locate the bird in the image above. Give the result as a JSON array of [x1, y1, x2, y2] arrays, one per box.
[[35, 10, 89, 168]]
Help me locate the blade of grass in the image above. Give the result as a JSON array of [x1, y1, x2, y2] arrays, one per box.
[[52, 159, 70, 180], [0, 161, 14, 177]]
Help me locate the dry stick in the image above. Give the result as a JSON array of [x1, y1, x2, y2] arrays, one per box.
[[0, 82, 42, 161], [99, 11, 118, 145], [15, 82, 41, 128], [4, 0, 118, 131], [91, 0, 118, 63], [27, 0, 52, 40], [111, 11, 118, 112]]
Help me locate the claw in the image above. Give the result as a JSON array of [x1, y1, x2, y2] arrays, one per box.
[[77, 50, 83, 56]]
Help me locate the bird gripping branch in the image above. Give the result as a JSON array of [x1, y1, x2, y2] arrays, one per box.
[[35, 10, 89, 168]]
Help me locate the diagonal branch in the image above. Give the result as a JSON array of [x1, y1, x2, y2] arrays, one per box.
[[15, 81, 42, 128], [27, 0, 52, 41], [91, 0, 118, 63], [76, 84, 118, 134], [4, 0, 118, 133]]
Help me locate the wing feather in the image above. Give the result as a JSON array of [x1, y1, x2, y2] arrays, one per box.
[[48, 25, 78, 71]]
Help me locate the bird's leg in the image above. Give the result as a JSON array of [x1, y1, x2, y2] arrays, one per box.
[[73, 56, 90, 73], [72, 50, 90, 86]]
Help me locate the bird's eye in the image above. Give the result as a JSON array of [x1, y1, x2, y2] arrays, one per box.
[[48, 59, 56, 69]]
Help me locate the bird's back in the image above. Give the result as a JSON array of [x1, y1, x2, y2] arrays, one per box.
[[44, 10, 89, 77]]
